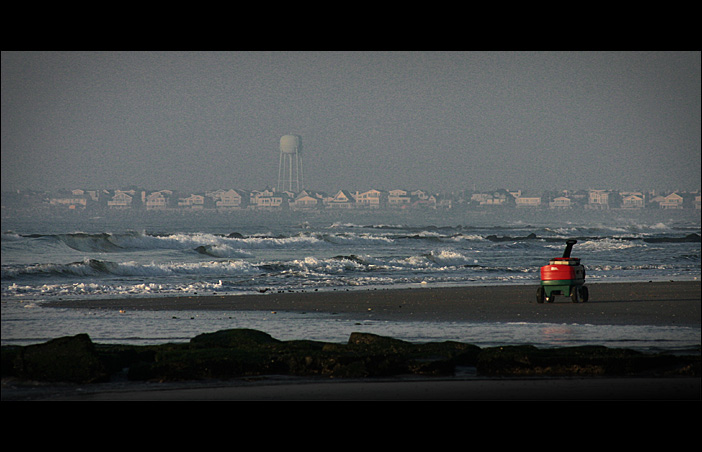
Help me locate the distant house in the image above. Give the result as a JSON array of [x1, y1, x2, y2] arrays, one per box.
[[549, 196, 572, 209], [145, 190, 172, 210], [211, 189, 247, 209], [290, 192, 320, 210], [567, 190, 589, 207], [648, 194, 666, 207], [255, 195, 286, 209], [107, 190, 134, 209], [472, 190, 510, 206], [178, 193, 206, 210], [659, 192, 684, 209], [411, 189, 431, 201], [471, 193, 490, 204], [355, 189, 386, 209], [515, 194, 542, 208], [49, 196, 87, 209], [588, 190, 610, 209], [251, 188, 287, 210], [49, 189, 88, 209], [325, 190, 356, 209], [250, 187, 274, 200], [621, 193, 644, 209], [413, 193, 437, 208], [388, 189, 411, 208]]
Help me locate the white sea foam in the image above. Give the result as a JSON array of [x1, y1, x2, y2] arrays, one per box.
[[1, 209, 699, 311], [2, 209, 700, 352]]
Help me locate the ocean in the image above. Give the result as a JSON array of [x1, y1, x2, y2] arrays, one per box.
[[2, 207, 700, 351]]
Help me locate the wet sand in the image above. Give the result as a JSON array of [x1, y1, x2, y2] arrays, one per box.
[[48, 281, 702, 326], [21, 281, 701, 400], [42, 376, 701, 401]]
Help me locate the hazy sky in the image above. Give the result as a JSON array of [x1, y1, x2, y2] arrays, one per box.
[[2, 51, 700, 194]]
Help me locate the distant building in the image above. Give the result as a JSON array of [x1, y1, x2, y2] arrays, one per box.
[[471, 190, 510, 206], [588, 190, 610, 209], [13, 183, 702, 214], [515, 194, 542, 208], [210, 189, 247, 209], [411, 189, 432, 204], [49, 189, 88, 209], [290, 191, 320, 210], [145, 190, 172, 210], [325, 190, 356, 209], [388, 189, 411, 208], [659, 192, 684, 209], [107, 190, 134, 209], [178, 193, 206, 210], [549, 196, 572, 209], [621, 193, 644, 209], [247, 187, 286, 210], [355, 189, 386, 209]]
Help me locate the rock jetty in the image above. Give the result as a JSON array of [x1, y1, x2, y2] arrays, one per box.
[[2, 329, 699, 384]]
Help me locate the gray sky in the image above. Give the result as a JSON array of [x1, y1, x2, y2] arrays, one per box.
[[2, 51, 700, 194]]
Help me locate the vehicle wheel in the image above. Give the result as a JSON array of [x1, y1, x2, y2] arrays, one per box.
[[571, 287, 579, 303], [579, 286, 589, 302], [536, 286, 545, 303]]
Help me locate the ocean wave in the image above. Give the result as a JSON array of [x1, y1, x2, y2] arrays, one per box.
[[2, 214, 698, 303], [193, 245, 254, 258], [317, 232, 394, 245], [1, 246, 536, 285], [2, 258, 260, 279], [1, 232, 23, 241], [10, 230, 328, 254], [10, 227, 698, 258], [573, 238, 642, 252], [3, 279, 232, 299]]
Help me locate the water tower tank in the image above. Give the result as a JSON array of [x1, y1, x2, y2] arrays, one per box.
[[280, 134, 302, 154]]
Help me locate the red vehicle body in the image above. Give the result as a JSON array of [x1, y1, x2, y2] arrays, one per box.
[[537, 240, 588, 303]]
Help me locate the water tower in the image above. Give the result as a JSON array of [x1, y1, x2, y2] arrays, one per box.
[[277, 134, 304, 192]]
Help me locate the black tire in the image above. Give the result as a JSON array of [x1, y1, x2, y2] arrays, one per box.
[[571, 286, 579, 303], [537, 286, 545, 303], [579, 286, 589, 302]]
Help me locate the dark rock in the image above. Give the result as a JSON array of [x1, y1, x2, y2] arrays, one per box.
[[3, 329, 698, 384], [415, 341, 482, 366], [95, 344, 157, 375], [189, 328, 281, 349], [476, 345, 700, 377], [0, 346, 21, 378], [11, 334, 108, 383], [348, 332, 413, 351], [129, 347, 287, 381]]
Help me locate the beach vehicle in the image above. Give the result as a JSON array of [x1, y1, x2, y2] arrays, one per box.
[[537, 239, 588, 303]]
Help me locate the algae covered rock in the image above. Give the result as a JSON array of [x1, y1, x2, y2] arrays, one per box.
[[129, 347, 287, 381], [11, 333, 108, 383], [189, 328, 281, 349], [476, 345, 700, 377], [2, 329, 698, 384]]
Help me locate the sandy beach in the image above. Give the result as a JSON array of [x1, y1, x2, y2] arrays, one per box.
[[9, 281, 700, 401], [47, 281, 702, 326]]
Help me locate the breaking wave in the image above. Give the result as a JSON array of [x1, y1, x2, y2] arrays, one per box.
[[2, 213, 699, 302]]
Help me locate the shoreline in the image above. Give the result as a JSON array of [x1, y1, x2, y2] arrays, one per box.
[[6, 281, 700, 401], [44, 281, 702, 327], [33, 376, 702, 401]]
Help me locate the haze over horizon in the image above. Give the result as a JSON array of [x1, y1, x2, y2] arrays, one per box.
[[2, 51, 700, 195]]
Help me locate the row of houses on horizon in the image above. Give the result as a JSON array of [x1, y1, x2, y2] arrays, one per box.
[[3, 186, 701, 212]]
